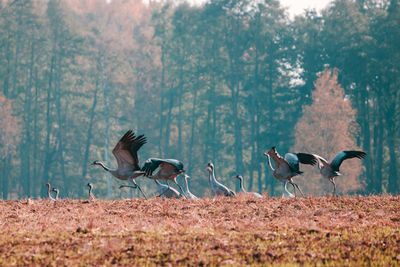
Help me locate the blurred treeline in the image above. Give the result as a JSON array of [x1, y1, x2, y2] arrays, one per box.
[[0, 0, 399, 199]]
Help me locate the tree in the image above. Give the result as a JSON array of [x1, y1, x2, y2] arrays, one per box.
[[292, 69, 364, 196], [0, 92, 21, 199]]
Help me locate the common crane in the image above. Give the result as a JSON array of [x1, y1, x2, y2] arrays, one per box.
[[91, 130, 147, 198], [313, 150, 366, 196], [263, 147, 317, 197], [206, 162, 235, 197], [181, 174, 198, 199], [233, 175, 262, 198], [87, 183, 96, 200], [51, 188, 59, 200], [141, 158, 186, 198], [44, 183, 55, 201]]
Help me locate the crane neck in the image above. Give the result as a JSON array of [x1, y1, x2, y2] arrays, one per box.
[[266, 155, 276, 172], [54, 190, 59, 200], [210, 168, 217, 184], [284, 181, 294, 198], [96, 161, 113, 172], [154, 179, 165, 188], [183, 176, 190, 193], [238, 177, 246, 193], [46, 185, 55, 201]]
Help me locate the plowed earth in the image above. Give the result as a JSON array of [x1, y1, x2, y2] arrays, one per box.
[[1, 195, 399, 266]]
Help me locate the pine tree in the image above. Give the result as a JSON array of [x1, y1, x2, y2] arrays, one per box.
[[292, 69, 364, 196]]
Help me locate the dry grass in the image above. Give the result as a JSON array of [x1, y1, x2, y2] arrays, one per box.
[[0, 195, 399, 266]]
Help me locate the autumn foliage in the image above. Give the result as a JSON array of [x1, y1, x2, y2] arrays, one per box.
[[0, 93, 20, 160], [292, 69, 364, 196]]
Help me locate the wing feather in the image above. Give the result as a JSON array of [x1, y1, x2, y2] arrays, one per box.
[[112, 130, 147, 170], [141, 158, 185, 177], [330, 150, 366, 171], [312, 154, 330, 170]]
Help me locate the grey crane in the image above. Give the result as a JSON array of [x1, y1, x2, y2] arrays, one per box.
[[206, 162, 236, 197], [87, 183, 96, 200], [91, 130, 147, 198], [313, 150, 366, 196], [233, 175, 262, 198], [181, 174, 198, 199], [51, 188, 60, 200], [263, 147, 318, 197], [141, 158, 186, 198], [44, 183, 55, 201]]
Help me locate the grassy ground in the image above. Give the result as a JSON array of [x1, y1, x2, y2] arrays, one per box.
[[0, 195, 399, 266]]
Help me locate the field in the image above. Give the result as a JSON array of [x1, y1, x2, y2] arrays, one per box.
[[0, 195, 399, 266]]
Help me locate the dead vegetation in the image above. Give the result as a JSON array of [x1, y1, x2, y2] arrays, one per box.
[[0, 195, 399, 266]]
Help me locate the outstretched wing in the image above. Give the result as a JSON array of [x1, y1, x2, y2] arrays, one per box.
[[296, 153, 318, 166], [284, 153, 301, 172], [141, 158, 184, 177], [312, 154, 330, 170], [112, 130, 147, 170], [330, 150, 366, 171]]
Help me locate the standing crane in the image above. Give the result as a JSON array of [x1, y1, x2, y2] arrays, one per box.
[[87, 183, 96, 200], [263, 147, 317, 197], [91, 130, 147, 198], [140, 158, 186, 198], [206, 162, 236, 197], [51, 188, 60, 200], [44, 183, 55, 201], [233, 175, 262, 198], [181, 174, 198, 199], [312, 150, 366, 196]]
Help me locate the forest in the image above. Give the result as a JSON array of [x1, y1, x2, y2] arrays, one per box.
[[0, 0, 399, 199]]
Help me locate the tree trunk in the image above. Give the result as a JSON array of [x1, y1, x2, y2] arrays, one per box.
[[373, 99, 383, 194], [158, 45, 166, 157], [164, 89, 174, 156], [41, 54, 55, 198], [81, 85, 99, 196], [100, 56, 112, 199], [187, 82, 198, 175]]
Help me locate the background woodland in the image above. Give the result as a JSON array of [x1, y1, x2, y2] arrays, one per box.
[[0, 0, 399, 199]]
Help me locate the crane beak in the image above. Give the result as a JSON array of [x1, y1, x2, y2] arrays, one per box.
[[263, 152, 268, 156]]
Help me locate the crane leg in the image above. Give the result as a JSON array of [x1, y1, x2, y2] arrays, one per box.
[[174, 181, 187, 199], [129, 178, 147, 199], [290, 182, 305, 197], [330, 179, 337, 197]]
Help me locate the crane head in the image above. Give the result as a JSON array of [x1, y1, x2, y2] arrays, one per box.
[[184, 174, 191, 179], [264, 146, 277, 157], [233, 174, 243, 180], [90, 160, 99, 166], [87, 183, 93, 188], [44, 183, 50, 188], [206, 162, 214, 173], [51, 188, 59, 193]]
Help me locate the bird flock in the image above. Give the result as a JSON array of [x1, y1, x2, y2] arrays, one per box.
[[44, 130, 366, 200]]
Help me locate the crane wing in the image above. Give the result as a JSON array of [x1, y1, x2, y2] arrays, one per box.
[[330, 150, 366, 171], [296, 153, 318, 166], [312, 154, 330, 170], [141, 158, 184, 177], [112, 130, 147, 170], [284, 153, 300, 172]]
